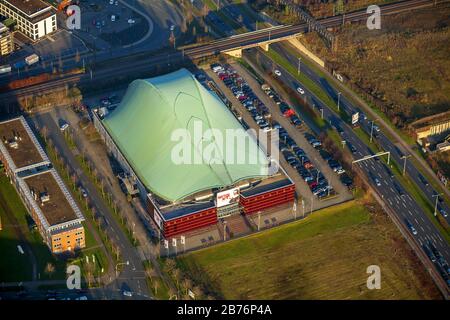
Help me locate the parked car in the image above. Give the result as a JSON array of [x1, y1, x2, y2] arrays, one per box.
[[405, 219, 417, 235], [59, 120, 69, 131], [274, 70, 282, 76]]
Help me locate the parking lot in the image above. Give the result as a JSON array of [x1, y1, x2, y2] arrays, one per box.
[[72, 0, 150, 49], [205, 62, 354, 212]]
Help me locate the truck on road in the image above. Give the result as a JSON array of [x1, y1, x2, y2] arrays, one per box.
[[25, 54, 39, 66], [0, 64, 11, 74]]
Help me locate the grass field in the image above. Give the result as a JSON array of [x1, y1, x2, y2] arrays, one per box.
[[0, 173, 66, 282], [0, 172, 107, 284], [178, 200, 440, 299]]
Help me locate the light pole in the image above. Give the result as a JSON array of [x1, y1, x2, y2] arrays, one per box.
[[257, 211, 261, 231], [301, 199, 305, 218], [115, 260, 129, 277], [432, 193, 442, 216], [370, 120, 377, 143], [337, 92, 341, 111], [223, 221, 227, 241], [401, 155, 411, 176], [297, 57, 301, 75]]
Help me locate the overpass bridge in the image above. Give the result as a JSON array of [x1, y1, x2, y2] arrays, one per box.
[[0, 0, 442, 101], [183, 0, 439, 59], [219, 26, 302, 58]]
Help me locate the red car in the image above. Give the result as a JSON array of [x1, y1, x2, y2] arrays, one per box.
[[283, 109, 295, 118], [304, 161, 314, 169]]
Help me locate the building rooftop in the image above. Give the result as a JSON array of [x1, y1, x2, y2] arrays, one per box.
[[3, 0, 51, 16], [411, 110, 450, 131], [22, 170, 81, 227], [0, 117, 48, 171], [103, 68, 269, 203]]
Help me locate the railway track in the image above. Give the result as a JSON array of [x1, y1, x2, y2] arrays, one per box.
[[0, 0, 442, 101]]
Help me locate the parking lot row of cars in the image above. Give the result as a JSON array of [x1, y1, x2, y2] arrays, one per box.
[[211, 63, 272, 132], [211, 63, 354, 200]]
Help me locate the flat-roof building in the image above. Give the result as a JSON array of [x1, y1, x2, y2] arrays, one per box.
[[0, 22, 13, 56], [0, 116, 85, 254], [0, 0, 57, 41], [94, 69, 296, 239]]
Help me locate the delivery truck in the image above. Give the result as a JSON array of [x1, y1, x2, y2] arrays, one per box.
[[25, 54, 39, 66], [0, 64, 11, 74]]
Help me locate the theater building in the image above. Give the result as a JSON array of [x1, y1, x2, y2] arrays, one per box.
[[0, 116, 85, 254], [94, 68, 296, 239]]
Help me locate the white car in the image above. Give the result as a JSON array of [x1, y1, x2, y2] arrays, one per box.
[[296, 87, 305, 94], [374, 178, 381, 187], [122, 290, 133, 297], [109, 0, 114, 4], [274, 70, 282, 77], [128, 19, 135, 24], [111, 15, 116, 22], [170, 24, 175, 31], [60, 123, 69, 131]]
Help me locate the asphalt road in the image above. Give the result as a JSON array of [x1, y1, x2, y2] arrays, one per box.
[[247, 50, 450, 290], [29, 112, 150, 299], [0, 0, 439, 100], [271, 41, 450, 227]]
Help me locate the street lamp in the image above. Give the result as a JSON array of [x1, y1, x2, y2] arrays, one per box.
[[432, 193, 443, 217], [370, 119, 378, 143], [257, 211, 261, 231], [223, 221, 227, 241], [301, 199, 305, 218], [337, 92, 341, 111], [115, 260, 129, 277], [401, 155, 411, 176]]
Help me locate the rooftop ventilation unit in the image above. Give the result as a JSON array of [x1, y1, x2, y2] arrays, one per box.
[[40, 192, 50, 204], [9, 141, 18, 149]]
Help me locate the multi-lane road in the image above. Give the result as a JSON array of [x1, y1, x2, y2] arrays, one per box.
[[246, 48, 450, 295]]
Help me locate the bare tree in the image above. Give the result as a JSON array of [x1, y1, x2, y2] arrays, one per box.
[[44, 262, 56, 279]]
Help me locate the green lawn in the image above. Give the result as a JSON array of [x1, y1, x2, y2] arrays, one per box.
[[178, 201, 440, 299], [0, 170, 108, 284], [0, 173, 66, 282]]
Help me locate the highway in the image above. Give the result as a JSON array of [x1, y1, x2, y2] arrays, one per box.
[[271, 41, 450, 227], [245, 49, 450, 295], [0, 0, 448, 297], [0, 0, 440, 101]]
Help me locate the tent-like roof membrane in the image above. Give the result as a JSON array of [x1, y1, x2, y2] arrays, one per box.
[[103, 68, 269, 202]]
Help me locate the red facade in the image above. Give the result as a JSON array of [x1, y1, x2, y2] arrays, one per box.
[[163, 207, 217, 237], [149, 183, 295, 238], [240, 184, 296, 215]]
